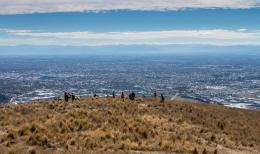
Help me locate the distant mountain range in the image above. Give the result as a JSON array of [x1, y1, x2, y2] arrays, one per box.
[[0, 44, 260, 55]]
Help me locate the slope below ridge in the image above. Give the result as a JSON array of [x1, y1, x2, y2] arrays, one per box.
[[0, 97, 259, 154]]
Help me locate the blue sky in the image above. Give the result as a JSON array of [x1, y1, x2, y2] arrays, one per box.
[[1, 9, 260, 32], [0, 0, 260, 47]]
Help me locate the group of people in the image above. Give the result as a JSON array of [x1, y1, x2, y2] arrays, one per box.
[[153, 91, 165, 102], [64, 91, 165, 103], [118, 91, 135, 100], [128, 92, 136, 100], [118, 91, 165, 102], [64, 92, 76, 102]]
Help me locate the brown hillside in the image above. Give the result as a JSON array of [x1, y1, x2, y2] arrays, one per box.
[[0, 97, 259, 154]]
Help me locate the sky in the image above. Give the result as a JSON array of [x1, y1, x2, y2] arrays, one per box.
[[0, 0, 260, 48]]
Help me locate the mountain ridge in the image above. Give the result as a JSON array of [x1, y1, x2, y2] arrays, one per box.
[[0, 97, 259, 154]]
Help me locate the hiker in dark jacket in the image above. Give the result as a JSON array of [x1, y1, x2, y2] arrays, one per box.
[[64, 92, 69, 102], [132, 92, 135, 100], [120, 91, 125, 102], [129, 92, 135, 101], [112, 91, 116, 98], [71, 93, 76, 102], [153, 91, 157, 98], [160, 94, 165, 103], [121, 92, 125, 99]]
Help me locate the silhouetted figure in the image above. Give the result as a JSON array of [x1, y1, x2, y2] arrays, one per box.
[[71, 93, 76, 102], [129, 93, 132, 100], [160, 94, 165, 103], [112, 91, 116, 98], [64, 92, 69, 102], [93, 93, 97, 97], [132, 92, 135, 100], [121, 92, 125, 99], [153, 91, 157, 98], [129, 92, 135, 101]]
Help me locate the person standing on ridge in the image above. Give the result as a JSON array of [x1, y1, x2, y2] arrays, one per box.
[[153, 91, 157, 98], [112, 91, 116, 98], [71, 93, 76, 102], [160, 94, 165, 103], [121, 92, 124, 99], [64, 92, 69, 102], [132, 92, 135, 100], [129, 92, 135, 101]]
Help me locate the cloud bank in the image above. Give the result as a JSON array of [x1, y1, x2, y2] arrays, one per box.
[[1, 28, 260, 46], [0, 0, 260, 14]]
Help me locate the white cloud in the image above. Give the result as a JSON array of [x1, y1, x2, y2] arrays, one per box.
[[237, 28, 248, 32], [1, 28, 260, 46], [0, 0, 259, 14], [14, 29, 257, 39], [0, 28, 32, 33]]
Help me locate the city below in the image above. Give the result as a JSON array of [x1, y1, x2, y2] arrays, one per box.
[[0, 52, 260, 110]]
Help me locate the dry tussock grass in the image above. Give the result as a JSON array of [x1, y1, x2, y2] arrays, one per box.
[[0, 97, 259, 154]]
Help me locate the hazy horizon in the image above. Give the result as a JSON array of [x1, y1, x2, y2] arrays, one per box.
[[1, 45, 260, 56]]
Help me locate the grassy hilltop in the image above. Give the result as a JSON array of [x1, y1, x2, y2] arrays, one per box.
[[0, 97, 259, 154]]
